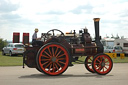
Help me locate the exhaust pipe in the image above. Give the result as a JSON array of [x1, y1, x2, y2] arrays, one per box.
[[93, 18, 100, 41], [93, 18, 104, 53]]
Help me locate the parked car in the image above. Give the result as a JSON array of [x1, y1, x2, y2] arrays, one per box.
[[2, 43, 25, 56], [104, 45, 123, 54]]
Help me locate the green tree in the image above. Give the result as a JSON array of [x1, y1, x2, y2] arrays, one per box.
[[0, 38, 7, 51]]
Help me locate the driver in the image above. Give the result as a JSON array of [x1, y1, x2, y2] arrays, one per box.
[[32, 28, 43, 46]]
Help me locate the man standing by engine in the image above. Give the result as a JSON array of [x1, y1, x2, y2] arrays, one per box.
[[32, 28, 38, 41], [32, 28, 43, 46]]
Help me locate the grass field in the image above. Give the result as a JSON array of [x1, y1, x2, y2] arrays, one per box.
[[74, 56, 128, 64], [0, 52, 23, 66], [0, 51, 128, 66]]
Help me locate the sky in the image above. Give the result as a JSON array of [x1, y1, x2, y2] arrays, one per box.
[[0, 0, 128, 41]]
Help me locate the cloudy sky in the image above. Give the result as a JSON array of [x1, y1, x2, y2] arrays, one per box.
[[0, 0, 128, 41]]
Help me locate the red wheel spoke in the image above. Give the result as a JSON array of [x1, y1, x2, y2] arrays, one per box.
[[96, 66, 99, 70], [100, 56, 102, 61], [45, 62, 52, 68], [48, 63, 52, 72], [59, 61, 65, 65], [42, 61, 49, 66], [85, 62, 92, 64], [41, 59, 50, 61], [57, 53, 65, 58], [42, 55, 50, 59], [89, 57, 93, 61], [103, 58, 105, 62], [88, 64, 92, 67], [55, 63, 59, 71], [58, 58, 66, 60], [52, 47, 55, 56], [48, 48, 52, 56], [55, 47, 58, 56], [95, 65, 101, 70], [103, 67, 105, 72], [87, 62, 92, 64], [105, 60, 109, 63], [105, 64, 109, 66], [96, 66, 99, 69], [52, 63, 55, 72], [44, 51, 52, 58], [96, 59, 101, 63], [56, 62, 61, 67], [95, 63, 100, 65], [56, 50, 61, 57], [98, 66, 101, 71], [104, 66, 108, 70], [104, 57, 107, 62]]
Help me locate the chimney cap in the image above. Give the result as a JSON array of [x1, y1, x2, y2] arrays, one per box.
[[93, 18, 100, 22]]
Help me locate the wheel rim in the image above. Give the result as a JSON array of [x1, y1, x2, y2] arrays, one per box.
[[93, 54, 113, 74], [85, 56, 95, 73], [38, 44, 69, 75]]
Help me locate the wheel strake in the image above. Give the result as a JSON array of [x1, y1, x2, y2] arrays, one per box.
[[92, 54, 113, 75], [37, 43, 69, 76]]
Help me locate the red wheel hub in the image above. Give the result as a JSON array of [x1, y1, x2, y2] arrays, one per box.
[[51, 57, 57, 62]]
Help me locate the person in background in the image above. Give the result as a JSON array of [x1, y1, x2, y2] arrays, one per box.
[[32, 28, 43, 46]]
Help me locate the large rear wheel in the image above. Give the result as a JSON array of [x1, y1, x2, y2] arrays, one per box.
[[92, 53, 113, 75], [36, 43, 69, 76]]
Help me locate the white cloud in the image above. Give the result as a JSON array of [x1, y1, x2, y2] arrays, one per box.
[[0, 0, 128, 41]]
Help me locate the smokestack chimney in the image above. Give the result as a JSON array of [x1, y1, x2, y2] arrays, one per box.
[[93, 18, 104, 53], [93, 18, 100, 41]]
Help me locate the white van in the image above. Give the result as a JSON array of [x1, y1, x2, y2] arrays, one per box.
[[114, 39, 128, 54]]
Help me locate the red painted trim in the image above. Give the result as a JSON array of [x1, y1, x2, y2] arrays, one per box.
[[23, 33, 29, 45], [13, 32, 20, 43]]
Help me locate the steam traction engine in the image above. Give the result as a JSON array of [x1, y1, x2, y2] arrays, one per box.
[[23, 18, 113, 76]]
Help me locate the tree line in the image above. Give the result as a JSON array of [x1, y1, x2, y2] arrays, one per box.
[[0, 38, 7, 51]]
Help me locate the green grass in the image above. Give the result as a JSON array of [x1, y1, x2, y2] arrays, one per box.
[[73, 56, 128, 64], [0, 52, 23, 66], [0, 51, 128, 66], [112, 57, 128, 63]]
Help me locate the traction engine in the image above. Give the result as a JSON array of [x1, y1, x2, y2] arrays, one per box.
[[23, 18, 113, 76]]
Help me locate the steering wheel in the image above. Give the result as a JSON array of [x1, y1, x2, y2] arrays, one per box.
[[47, 29, 65, 37]]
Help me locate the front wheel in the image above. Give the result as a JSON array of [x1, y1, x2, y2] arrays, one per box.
[[92, 53, 113, 75], [36, 43, 69, 76], [84, 56, 95, 73]]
